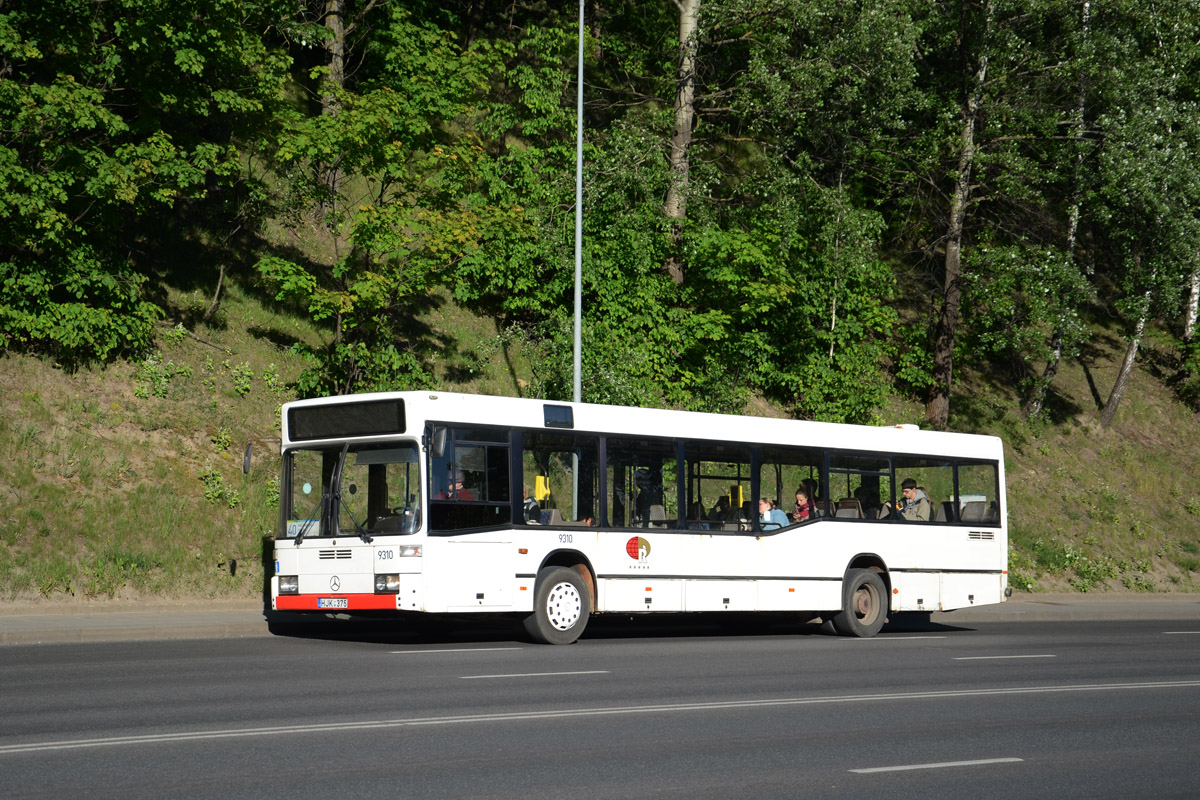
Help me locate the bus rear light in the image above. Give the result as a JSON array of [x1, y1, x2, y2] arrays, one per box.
[[375, 574, 400, 594], [278, 575, 299, 595]]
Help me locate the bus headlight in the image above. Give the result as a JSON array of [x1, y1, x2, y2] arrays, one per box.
[[278, 575, 299, 595], [397, 545, 421, 557], [375, 574, 400, 594]]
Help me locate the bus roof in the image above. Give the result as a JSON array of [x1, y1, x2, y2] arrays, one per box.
[[281, 390, 1003, 461]]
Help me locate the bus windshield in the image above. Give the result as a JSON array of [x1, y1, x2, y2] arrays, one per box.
[[285, 442, 422, 538]]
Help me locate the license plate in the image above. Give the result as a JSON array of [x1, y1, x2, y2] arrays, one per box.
[[318, 597, 348, 609]]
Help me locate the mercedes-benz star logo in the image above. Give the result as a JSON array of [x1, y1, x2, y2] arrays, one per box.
[[330, 576, 341, 592]]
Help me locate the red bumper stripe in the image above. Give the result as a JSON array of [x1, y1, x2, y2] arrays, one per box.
[[275, 595, 398, 611]]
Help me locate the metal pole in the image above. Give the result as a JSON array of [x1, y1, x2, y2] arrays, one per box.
[[573, 0, 584, 406], [572, 0, 584, 519]]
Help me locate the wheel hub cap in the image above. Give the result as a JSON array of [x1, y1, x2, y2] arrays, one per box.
[[546, 581, 582, 631]]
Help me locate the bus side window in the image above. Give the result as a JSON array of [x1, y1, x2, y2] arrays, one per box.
[[758, 446, 823, 527], [428, 426, 511, 532], [607, 437, 681, 530], [956, 461, 1000, 525], [522, 432, 599, 526], [828, 454, 890, 521]]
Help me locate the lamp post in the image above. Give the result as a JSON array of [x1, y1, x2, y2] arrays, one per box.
[[572, 0, 584, 519], [573, 0, 584, 406]]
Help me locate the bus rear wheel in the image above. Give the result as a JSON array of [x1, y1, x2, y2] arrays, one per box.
[[524, 566, 591, 645], [831, 568, 887, 638]]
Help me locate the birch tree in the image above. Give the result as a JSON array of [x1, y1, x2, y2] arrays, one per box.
[[1094, 1, 1200, 427], [662, 0, 701, 284]]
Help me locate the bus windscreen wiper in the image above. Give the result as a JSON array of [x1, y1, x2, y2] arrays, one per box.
[[296, 444, 348, 547], [293, 489, 325, 546], [328, 444, 373, 544]]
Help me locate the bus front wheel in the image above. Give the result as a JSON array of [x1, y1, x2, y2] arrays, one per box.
[[831, 569, 887, 638], [524, 566, 591, 645]]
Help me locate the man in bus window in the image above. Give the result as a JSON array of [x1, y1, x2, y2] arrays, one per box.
[[890, 478, 930, 522], [437, 467, 475, 501], [523, 485, 541, 523]]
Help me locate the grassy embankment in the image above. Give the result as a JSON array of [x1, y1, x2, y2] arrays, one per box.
[[0, 282, 1197, 603]]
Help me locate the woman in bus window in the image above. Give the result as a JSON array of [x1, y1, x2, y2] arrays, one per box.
[[759, 497, 789, 530], [792, 487, 814, 523]]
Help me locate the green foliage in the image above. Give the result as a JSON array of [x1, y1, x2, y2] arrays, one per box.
[[199, 466, 241, 508], [211, 427, 232, 452], [134, 354, 192, 398], [230, 362, 254, 397], [3, 0, 1200, 498], [85, 548, 158, 598], [0, 0, 291, 366]]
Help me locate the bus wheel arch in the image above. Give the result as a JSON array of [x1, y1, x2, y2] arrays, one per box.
[[539, 550, 596, 611], [524, 565, 592, 645], [831, 557, 889, 638]]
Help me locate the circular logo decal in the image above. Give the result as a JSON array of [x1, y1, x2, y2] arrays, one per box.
[[626, 536, 650, 560]]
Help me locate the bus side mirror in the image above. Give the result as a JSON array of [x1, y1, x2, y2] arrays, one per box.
[[243, 443, 253, 474], [431, 427, 448, 459]]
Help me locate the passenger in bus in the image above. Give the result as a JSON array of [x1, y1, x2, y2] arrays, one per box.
[[522, 485, 541, 523], [802, 478, 822, 516], [887, 478, 930, 522], [855, 486, 883, 519], [634, 468, 661, 524], [708, 496, 731, 522], [436, 468, 475, 501], [759, 497, 789, 530], [792, 487, 814, 522], [687, 501, 710, 530]]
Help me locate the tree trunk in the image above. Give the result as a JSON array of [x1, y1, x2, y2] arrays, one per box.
[[926, 0, 992, 429], [1185, 267, 1199, 343], [202, 263, 226, 324], [322, 0, 345, 116], [1027, 1, 1091, 421], [1100, 285, 1151, 428], [662, 0, 701, 285]]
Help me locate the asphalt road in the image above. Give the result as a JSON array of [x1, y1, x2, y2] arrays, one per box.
[[2, 616, 1199, 799]]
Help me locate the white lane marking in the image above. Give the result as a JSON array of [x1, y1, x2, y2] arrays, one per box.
[[2, 680, 1197, 756], [1163, 631, 1200, 635], [953, 655, 1057, 661], [850, 757, 1023, 774], [389, 647, 523, 654], [460, 670, 610, 680]]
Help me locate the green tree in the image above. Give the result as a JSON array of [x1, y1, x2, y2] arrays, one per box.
[[0, 0, 291, 365], [1090, 1, 1200, 427]]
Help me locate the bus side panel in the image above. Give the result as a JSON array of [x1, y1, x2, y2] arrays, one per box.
[[599, 578, 684, 612], [890, 571, 941, 612], [756, 580, 840, 613], [940, 572, 1004, 611], [439, 540, 515, 611], [684, 580, 757, 612], [397, 573, 425, 612]]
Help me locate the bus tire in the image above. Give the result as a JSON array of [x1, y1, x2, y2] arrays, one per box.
[[524, 566, 591, 645], [831, 568, 887, 638]]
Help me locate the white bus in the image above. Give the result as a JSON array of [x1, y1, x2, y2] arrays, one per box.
[[272, 391, 1008, 643]]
